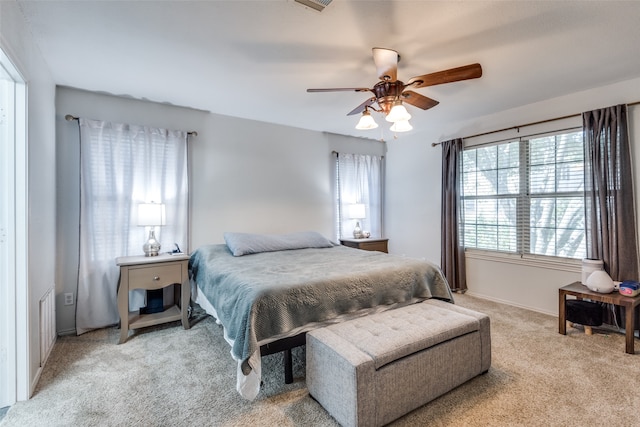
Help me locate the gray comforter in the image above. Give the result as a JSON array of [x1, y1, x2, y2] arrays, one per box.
[[189, 244, 453, 375]]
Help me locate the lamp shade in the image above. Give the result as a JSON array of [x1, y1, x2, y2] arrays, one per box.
[[138, 203, 166, 226], [385, 101, 411, 123], [390, 119, 413, 132], [348, 203, 366, 219]]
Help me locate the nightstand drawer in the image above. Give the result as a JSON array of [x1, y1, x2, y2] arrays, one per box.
[[128, 263, 182, 289], [357, 241, 388, 252]]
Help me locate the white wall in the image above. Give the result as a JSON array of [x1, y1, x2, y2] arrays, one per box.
[[386, 77, 640, 316], [57, 78, 640, 334], [55, 87, 385, 334], [1, 0, 57, 399]]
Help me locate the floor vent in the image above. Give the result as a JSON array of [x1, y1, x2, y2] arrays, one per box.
[[294, 0, 332, 12], [39, 287, 56, 366]]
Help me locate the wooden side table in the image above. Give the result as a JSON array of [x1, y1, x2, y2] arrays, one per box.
[[116, 253, 191, 344], [559, 281, 640, 354], [340, 238, 388, 253]]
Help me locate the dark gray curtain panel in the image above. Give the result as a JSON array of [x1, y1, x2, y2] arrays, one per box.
[[441, 138, 467, 292], [583, 104, 639, 282]]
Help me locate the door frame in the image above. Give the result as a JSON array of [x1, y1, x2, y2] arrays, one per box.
[[0, 43, 29, 406]]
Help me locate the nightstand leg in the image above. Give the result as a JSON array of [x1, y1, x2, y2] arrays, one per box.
[[119, 329, 128, 344], [180, 272, 190, 330], [625, 305, 635, 354], [117, 276, 129, 344], [559, 291, 567, 335]]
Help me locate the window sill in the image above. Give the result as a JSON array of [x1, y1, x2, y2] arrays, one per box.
[[464, 249, 582, 273]]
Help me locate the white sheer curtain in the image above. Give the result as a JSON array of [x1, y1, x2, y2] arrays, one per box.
[[76, 118, 189, 335], [336, 153, 384, 240]]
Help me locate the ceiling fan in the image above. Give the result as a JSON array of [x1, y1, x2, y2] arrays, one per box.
[[307, 47, 482, 132]]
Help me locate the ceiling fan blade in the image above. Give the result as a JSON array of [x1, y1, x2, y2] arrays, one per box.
[[307, 87, 371, 93], [401, 91, 440, 110], [347, 97, 376, 116], [407, 63, 482, 88], [372, 47, 398, 82]]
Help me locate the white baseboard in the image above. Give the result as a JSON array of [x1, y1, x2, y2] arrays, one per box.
[[464, 290, 556, 317], [29, 365, 43, 399]]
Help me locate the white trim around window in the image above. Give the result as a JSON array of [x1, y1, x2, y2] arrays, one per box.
[[465, 248, 582, 273]]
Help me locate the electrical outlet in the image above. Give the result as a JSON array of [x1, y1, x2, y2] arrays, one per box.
[[64, 293, 74, 306]]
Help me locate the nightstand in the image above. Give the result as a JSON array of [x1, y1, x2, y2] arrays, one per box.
[[116, 253, 191, 344], [340, 238, 389, 253]]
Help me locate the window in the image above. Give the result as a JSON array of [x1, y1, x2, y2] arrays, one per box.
[[76, 119, 189, 334], [335, 153, 384, 241], [460, 130, 586, 259]]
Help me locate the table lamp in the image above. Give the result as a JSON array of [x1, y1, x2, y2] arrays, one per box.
[[348, 203, 366, 238], [138, 202, 165, 256]]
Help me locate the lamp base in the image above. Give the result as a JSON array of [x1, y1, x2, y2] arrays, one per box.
[[143, 228, 161, 257], [353, 221, 364, 239]]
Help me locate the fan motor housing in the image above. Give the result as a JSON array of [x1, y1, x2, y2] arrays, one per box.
[[373, 80, 405, 114]]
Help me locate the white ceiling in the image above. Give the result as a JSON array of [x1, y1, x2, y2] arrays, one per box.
[[16, 0, 640, 139]]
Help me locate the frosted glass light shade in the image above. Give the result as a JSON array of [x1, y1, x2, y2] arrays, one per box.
[[386, 102, 411, 123], [138, 203, 166, 226], [355, 110, 378, 130], [390, 119, 413, 132]]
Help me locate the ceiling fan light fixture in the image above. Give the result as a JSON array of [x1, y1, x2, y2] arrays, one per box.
[[390, 119, 413, 133], [385, 101, 411, 123], [307, 48, 483, 135], [355, 109, 378, 130]]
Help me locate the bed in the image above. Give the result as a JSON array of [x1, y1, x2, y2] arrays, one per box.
[[188, 231, 454, 400]]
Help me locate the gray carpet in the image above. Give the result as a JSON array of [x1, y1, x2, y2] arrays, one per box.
[[2, 293, 638, 426]]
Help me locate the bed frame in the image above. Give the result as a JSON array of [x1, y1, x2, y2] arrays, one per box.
[[260, 333, 306, 383]]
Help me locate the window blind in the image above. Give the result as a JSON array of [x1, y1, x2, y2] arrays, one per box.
[[460, 130, 585, 259]]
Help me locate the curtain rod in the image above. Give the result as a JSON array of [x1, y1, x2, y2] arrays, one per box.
[[331, 150, 385, 159], [431, 100, 640, 147], [64, 114, 198, 136]]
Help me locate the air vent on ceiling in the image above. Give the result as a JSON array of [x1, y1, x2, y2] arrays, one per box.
[[295, 0, 332, 12]]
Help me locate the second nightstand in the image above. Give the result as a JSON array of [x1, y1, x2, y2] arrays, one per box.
[[340, 238, 389, 253], [116, 253, 191, 344]]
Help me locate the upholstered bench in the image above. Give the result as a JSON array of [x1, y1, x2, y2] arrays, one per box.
[[306, 299, 491, 427]]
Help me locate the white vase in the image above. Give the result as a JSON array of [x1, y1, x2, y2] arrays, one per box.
[[581, 258, 604, 284]]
